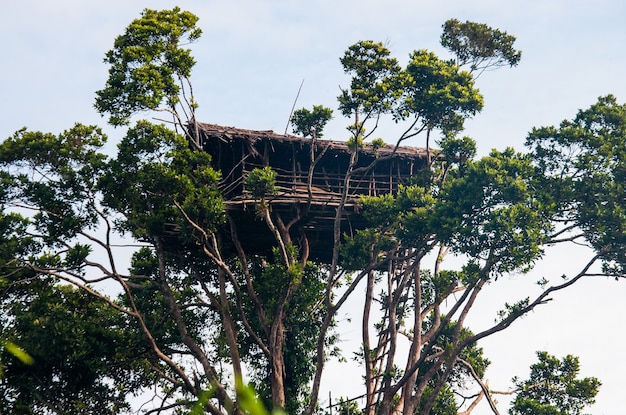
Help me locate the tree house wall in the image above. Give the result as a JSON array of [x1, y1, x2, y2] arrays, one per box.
[[196, 123, 430, 262]]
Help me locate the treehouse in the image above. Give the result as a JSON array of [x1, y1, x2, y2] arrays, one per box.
[[196, 122, 431, 263]]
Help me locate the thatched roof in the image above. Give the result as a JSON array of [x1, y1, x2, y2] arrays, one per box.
[[195, 122, 431, 160]]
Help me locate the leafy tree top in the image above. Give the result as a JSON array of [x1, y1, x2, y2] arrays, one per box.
[[95, 7, 201, 126], [290, 105, 333, 138], [338, 40, 403, 122], [510, 351, 601, 415], [441, 18, 522, 74]]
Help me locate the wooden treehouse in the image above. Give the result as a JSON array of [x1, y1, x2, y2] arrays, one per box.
[[196, 123, 431, 263]]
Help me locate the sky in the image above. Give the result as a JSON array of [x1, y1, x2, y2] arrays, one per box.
[[2, 1, 626, 414]]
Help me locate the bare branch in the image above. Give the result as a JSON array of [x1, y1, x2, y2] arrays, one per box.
[[456, 357, 501, 415]]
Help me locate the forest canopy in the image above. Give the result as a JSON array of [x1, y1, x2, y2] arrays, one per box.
[[1, 7, 622, 415]]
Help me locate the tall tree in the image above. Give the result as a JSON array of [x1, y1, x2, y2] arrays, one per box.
[[1, 10, 623, 415]]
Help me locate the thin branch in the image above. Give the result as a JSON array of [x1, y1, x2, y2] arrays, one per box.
[[456, 357, 500, 415]]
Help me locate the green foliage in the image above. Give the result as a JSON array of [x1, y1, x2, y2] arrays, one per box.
[[0, 124, 108, 244], [496, 298, 530, 322], [189, 380, 286, 415], [3, 341, 34, 366], [237, 379, 286, 415], [399, 49, 483, 133], [64, 242, 91, 271], [190, 389, 216, 415], [339, 187, 437, 270], [420, 317, 491, 385], [394, 185, 437, 247], [100, 120, 224, 240], [338, 40, 403, 123], [2, 7, 622, 415], [0, 281, 147, 414], [434, 148, 552, 276], [338, 38, 485, 140], [361, 193, 401, 228], [439, 135, 476, 170], [441, 18, 522, 72], [370, 137, 386, 150], [290, 105, 334, 137], [339, 228, 394, 270], [334, 397, 362, 415], [1, 121, 224, 414], [246, 167, 278, 199], [0, 210, 38, 279], [510, 351, 601, 415], [127, 247, 214, 350], [526, 95, 626, 275], [418, 384, 457, 415], [241, 261, 328, 415], [345, 133, 364, 151], [95, 7, 202, 125]]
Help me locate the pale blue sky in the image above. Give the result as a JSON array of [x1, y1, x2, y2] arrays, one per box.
[[2, 1, 626, 413]]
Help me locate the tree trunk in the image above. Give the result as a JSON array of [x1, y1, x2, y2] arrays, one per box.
[[363, 270, 376, 415], [400, 266, 423, 415], [269, 317, 286, 409]]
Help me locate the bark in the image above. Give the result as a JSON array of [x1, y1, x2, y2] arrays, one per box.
[[153, 237, 234, 411], [269, 316, 287, 409], [218, 266, 243, 379], [363, 270, 376, 415], [400, 264, 422, 415]]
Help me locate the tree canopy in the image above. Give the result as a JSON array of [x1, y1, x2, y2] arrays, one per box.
[[510, 351, 600, 415], [1, 9, 621, 415]]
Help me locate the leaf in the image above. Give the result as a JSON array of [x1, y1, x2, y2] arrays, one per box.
[[4, 341, 34, 365]]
